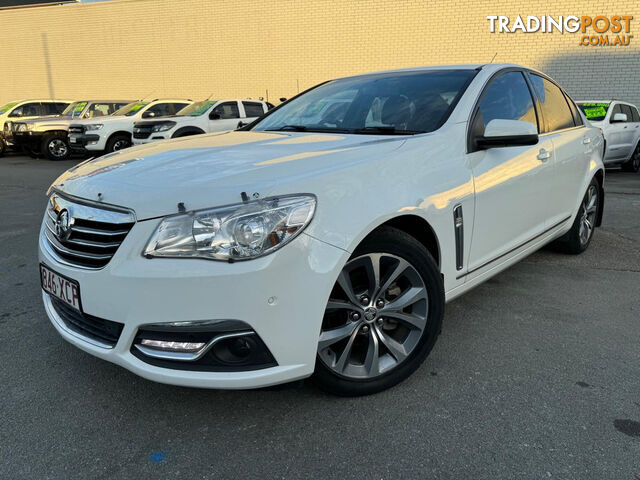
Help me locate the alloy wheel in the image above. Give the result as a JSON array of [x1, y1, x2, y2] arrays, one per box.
[[48, 139, 68, 158], [318, 253, 429, 379], [112, 139, 130, 151], [578, 185, 598, 245]]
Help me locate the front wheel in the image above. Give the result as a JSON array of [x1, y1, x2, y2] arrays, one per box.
[[313, 227, 444, 396], [42, 134, 70, 161], [621, 142, 640, 172], [553, 177, 600, 254], [106, 134, 131, 153]]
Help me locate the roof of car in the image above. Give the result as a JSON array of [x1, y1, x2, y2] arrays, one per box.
[[337, 63, 530, 81], [576, 100, 615, 104], [6, 99, 75, 103]]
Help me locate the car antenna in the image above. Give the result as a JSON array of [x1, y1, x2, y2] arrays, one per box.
[[140, 91, 154, 101], [205, 92, 214, 100], [489, 52, 498, 63]]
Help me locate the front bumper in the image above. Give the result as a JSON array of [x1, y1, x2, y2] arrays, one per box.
[[132, 135, 166, 146], [68, 132, 103, 152], [39, 215, 348, 389], [13, 131, 44, 150]]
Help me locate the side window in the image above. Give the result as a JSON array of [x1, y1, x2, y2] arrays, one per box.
[[529, 74, 575, 132], [631, 106, 640, 123], [242, 101, 266, 118], [85, 103, 115, 118], [620, 104, 633, 122], [145, 103, 172, 118], [211, 102, 240, 119], [610, 104, 623, 123], [170, 103, 189, 115], [564, 94, 583, 126], [42, 102, 66, 115], [9, 102, 41, 117], [474, 71, 538, 133]]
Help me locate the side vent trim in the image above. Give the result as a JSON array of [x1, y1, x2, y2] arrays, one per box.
[[453, 204, 464, 271]]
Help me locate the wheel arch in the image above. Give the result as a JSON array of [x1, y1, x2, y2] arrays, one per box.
[[171, 126, 205, 138], [361, 214, 441, 269], [107, 130, 132, 142]]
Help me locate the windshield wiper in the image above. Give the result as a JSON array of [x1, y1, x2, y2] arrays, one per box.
[[351, 126, 424, 135]]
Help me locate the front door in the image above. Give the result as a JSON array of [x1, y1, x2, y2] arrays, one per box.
[[208, 101, 241, 132], [465, 70, 555, 274]]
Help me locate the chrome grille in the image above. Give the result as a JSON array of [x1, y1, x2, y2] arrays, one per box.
[[43, 192, 136, 269]]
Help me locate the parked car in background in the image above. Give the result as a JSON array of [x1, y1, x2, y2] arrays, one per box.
[[132, 99, 271, 144], [39, 64, 605, 396], [11, 100, 132, 161], [577, 100, 640, 172], [68, 99, 192, 155], [0, 99, 72, 156]]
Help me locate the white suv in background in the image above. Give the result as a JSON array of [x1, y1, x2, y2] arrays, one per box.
[[0, 99, 72, 156], [68, 99, 192, 155], [577, 100, 640, 171], [132, 99, 271, 144]]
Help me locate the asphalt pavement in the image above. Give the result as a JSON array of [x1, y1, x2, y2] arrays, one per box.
[[1, 154, 639, 479]]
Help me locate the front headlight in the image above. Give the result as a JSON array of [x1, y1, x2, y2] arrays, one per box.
[[144, 194, 316, 261], [16, 123, 27, 132], [152, 121, 176, 132], [85, 124, 103, 131]]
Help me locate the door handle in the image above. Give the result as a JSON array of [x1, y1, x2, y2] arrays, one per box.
[[537, 149, 551, 161], [583, 137, 591, 144]]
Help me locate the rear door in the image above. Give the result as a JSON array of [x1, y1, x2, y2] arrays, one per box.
[[466, 69, 553, 274], [605, 103, 631, 161], [208, 101, 241, 131], [630, 105, 640, 152], [527, 73, 588, 224], [619, 104, 637, 158]]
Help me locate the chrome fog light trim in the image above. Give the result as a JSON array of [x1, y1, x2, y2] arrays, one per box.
[[134, 331, 255, 362]]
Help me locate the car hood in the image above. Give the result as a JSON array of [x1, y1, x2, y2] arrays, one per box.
[[51, 130, 407, 220], [72, 116, 128, 126], [24, 116, 78, 129]]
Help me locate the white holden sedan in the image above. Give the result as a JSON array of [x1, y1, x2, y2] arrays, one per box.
[[39, 64, 604, 396]]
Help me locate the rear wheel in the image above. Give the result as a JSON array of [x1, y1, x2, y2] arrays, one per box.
[[553, 177, 600, 254], [42, 134, 70, 161], [313, 227, 444, 396], [106, 134, 131, 153], [621, 142, 640, 172]]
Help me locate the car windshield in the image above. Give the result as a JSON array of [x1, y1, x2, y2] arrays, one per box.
[[252, 70, 477, 134], [113, 102, 149, 116], [577, 102, 610, 121], [0, 102, 19, 114], [61, 101, 88, 117], [177, 101, 217, 116]]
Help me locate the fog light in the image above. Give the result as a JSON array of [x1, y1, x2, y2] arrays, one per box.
[[140, 339, 206, 353]]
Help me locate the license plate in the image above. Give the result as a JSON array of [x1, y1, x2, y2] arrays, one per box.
[[40, 264, 82, 311], [69, 135, 77, 144]]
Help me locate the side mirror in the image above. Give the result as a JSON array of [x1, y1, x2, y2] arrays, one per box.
[[209, 112, 221, 120], [611, 112, 627, 123], [11, 111, 22, 118], [279, 97, 287, 102], [476, 119, 538, 149], [143, 111, 156, 118]]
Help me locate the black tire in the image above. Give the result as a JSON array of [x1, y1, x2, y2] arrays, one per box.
[[42, 134, 70, 161], [0, 138, 5, 157], [105, 134, 131, 153], [553, 177, 600, 254], [312, 226, 444, 396], [621, 142, 640, 172]]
